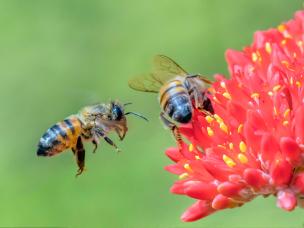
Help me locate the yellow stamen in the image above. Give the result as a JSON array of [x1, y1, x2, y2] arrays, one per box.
[[239, 141, 247, 153], [188, 144, 194, 152], [218, 145, 226, 149], [251, 93, 260, 99], [268, 91, 273, 96], [274, 107, 278, 116], [237, 124, 243, 134], [214, 114, 223, 123], [223, 92, 231, 100], [248, 66, 255, 73], [179, 173, 189, 180], [265, 42, 272, 54], [184, 163, 193, 172], [229, 143, 234, 150], [195, 155, 200, 160], [207, 127, 214, 136], [205, 115, 214, 123], [283, 120, 289, 126], [220, 122, 228, 134], [252, 52, 258, 62], [213, 96, 220, 103], [281, 39, 287, 45], [273, 85, 281, 92], [278, 24, 286, 32], [220, 81, 226, 88], [296, 81, 301, 87], [238, 153, 248, 164], [283, 109, 290, 118], [223, 154, 236, 168], [290, 78, 294, 85]]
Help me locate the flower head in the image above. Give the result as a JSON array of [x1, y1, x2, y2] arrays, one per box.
[[165, 11, 304, 222]]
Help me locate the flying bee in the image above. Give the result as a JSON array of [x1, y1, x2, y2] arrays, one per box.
[[37, 101, 147, 176], [128, 55, 213, 147]]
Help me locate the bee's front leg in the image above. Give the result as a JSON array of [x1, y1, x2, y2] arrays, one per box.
[[72, 137, 86, 177], [95, 129, 121, 153], [160, 112, 183, 150]]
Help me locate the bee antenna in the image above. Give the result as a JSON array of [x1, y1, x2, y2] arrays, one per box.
[[124, 102, 133, 106], [125, 112, 148, 122]]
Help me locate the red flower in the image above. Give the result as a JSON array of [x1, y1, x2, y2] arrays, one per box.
[[165, 11, 304, 222]]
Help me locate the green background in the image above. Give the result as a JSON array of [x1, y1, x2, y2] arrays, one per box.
[[0, 0, 303, 227]]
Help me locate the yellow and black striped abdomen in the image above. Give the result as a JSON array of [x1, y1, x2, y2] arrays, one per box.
[[159, 79, 193, 124], [159, 80, 187, 110], [37, 116, 82, 157]]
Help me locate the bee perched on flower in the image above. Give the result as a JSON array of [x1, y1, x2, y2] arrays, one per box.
[[165, 11, 304, 222]]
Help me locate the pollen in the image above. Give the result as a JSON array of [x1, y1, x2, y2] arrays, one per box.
[[278, 24, 286, 32], [296, 81, 301, 87], [265, 42, 272, 54], [207, 127, 214, 136], [281, 39, 287, 45], [218, 145, 226, 149], [188, 144, 194, 152], [283, 120, 289, 126], [214, 114, 223, 123], [220, 81, 226, 88], [251, 93, 260, 99], [223, 92, 231, 100], [223, 154, 236, 168], [238, 153, 248, 164], [184, 163, 193, 172], [205, 115, 214, 123], [239, 141, 247, 153], [195, 155, 200, 160], [179, 173, 189, 180], [237, 124, 243, 134], [220, 122, 228, 134], [268, 91, 273, 96], [252, 52, 258, 62], [229, 143, 234, 150], [273, 85, 281, 92], [283, 109, 290, 118], [290, 78, 294, 85]]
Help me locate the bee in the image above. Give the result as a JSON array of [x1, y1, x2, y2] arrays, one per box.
[[37, 101, 147, 176], [128, 55, 213, 147]]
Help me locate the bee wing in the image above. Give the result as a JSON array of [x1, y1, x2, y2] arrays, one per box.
[[128, 55, 188, 93], [128, 73, 163, 93], [153, 55, 188, 82]]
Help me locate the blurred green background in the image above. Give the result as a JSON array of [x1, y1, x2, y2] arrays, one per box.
[[0, 0, 303, 227]]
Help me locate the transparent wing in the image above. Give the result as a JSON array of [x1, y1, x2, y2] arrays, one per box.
[[128, 73, 163, 93], [153, 55, 188, 83], [128, 55, 188, 93]]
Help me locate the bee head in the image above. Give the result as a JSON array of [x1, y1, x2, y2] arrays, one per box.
[[111, 102, 124, 121]]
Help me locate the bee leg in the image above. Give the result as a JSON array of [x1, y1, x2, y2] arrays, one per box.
[[92, 138, 98, 153], [103, 136, 121, 153], [95, 129, 121, 153], [92, 140, 98, 153], [191, 88, 214, 116], [160, 112, 183, 150], [74, 137, 86, 177]]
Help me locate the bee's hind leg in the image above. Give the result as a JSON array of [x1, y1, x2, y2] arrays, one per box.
[[73, 137, 86, 177], [160, 112, 183, 150]]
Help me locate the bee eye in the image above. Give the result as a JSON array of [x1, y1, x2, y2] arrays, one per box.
[[112, 105, 123, 121]]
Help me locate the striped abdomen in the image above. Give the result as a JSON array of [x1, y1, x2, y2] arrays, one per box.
[[159, 79, 192, 124], [37, 116, 82, 157]]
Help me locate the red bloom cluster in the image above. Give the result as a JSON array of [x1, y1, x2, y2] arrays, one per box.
[[165, 11, 304, 222]]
